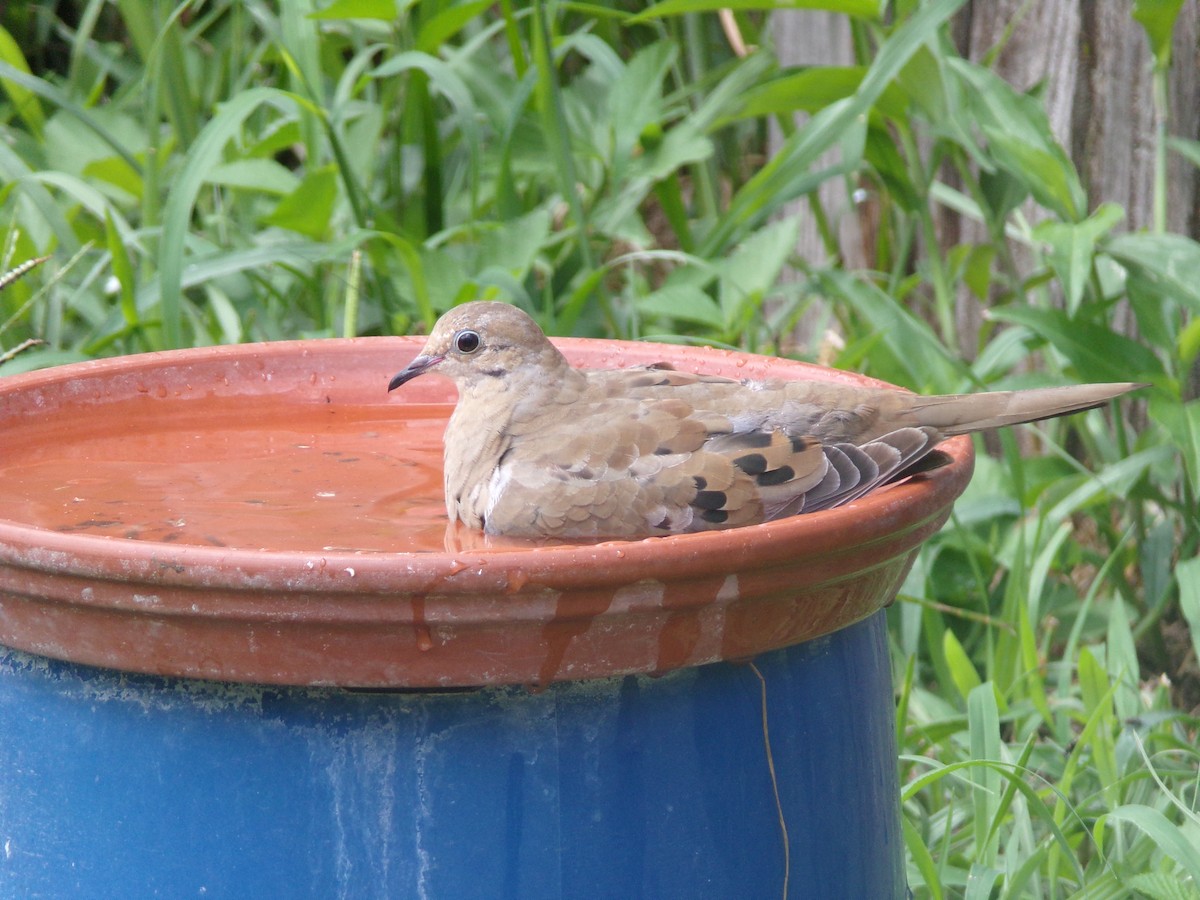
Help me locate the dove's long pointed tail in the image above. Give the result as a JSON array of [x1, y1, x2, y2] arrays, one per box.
[[908, 383, 1143, 435]]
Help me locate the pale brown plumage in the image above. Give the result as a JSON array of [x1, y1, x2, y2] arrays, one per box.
[[388, 302, 1140, 539]]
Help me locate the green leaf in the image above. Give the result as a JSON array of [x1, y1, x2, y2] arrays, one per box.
[[30, 170, 115, 225], [261, 165, 339, 237], [0, 24, 45, 139], [410, 217, 549, 317], [967, 683, 1001, 865], [733, 66, 906, 122], [342, 248, 362, 339], [308, 0, 403, 21], [964, 865, 1002, 900], [1043, 446, 1172, 531], [1168, 136, 1200, 169], [949, 59, 1085, 221], [81, 157, 144, 202], [1032, 203, 1124, 315], [104, 210, 138, 328], [978, 167, 1029, 225], [961, 244, 997, 301], [0, 60, 140, 172], [684, 49, 776, 137], [41, 109, 145, 182], [138, 235, 371, 309], [607, 42, 675, 169], [1177, 557, 1200, 675], [204, 284, 244, 343], [1140, 519, 1178, 613], [0, 348, 92, 375], [984, 130, 1084, 223], [1181, 315, 1200, 368], [1109, 232, 1200, 356], [1018, 602, 1053, 725], [1105, 596, 1140, 723], [630, 0, 885, 24], [158, 86, 307, 348], [818, 268, 966, 390], [1078, 645, 1112, 719], [901, 816, 944, 900], [986, 305, 1166, 383], [865, 124, 922, 211], [1103, 805, 1200, 886], [416, 0, 493, 54], [895, 45, 988, 175], [1132, 0, 1187, 66], [944, 629, 981, 701], [1149, 396, 1200, 502], [900, 757, 1084, 885], [637, 129, 714, 182], [0, 142, 81, 253], [474, 210, 552, 280], [637, 284, 725, 329], [1107, 232, 1200, 313], [370, 231, 433, 326], [245, 121, 305, 159], [369, 52, 479, 137], [205, 159, 299, 195], [716, 216, 799, 325], [1124, 871, 1200, 900], [1078, 646, 1120, 806], [115, 0, 198, 148]]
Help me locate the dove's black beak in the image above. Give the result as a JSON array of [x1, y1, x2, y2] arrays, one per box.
[[388, 354, 444, 392]]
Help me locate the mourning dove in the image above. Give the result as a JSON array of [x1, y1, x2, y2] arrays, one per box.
[[388, 302, 1139, 539]]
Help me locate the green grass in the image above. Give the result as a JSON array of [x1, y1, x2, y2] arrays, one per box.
[[2, 2, 1198, 896]]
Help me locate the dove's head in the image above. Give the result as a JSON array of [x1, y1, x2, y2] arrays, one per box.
[[388, 301, 568, 393]]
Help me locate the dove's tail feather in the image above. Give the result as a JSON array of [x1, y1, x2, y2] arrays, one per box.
[[909, 383, 1143, 436]]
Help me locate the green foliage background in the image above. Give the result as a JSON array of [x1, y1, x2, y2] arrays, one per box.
[[2, 1, 1199, 895]]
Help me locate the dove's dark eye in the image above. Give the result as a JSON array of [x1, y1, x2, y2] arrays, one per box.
[[454, 330, 481, 354]]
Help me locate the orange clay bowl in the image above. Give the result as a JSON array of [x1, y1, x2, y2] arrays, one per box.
[[0, 337, 973, 687]]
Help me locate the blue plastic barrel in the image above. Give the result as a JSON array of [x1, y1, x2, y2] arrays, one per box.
[[0, 609, 905, 898]]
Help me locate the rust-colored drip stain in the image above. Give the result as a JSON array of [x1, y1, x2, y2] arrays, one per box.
[[538, 588, 619, 686], [655, 580, 709, 673], [0, 395, 454, 553], [411, 595, 434, 652]]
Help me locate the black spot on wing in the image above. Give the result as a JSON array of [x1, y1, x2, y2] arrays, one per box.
[[756, 466, 795, 487], [734, 432, 775, 449], [700, 508, 728, 524], [734, 453, 768, 475], [693, 490, 727, 510]]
